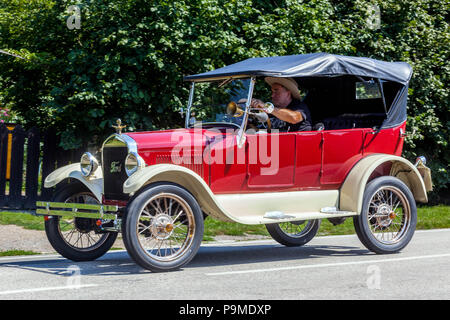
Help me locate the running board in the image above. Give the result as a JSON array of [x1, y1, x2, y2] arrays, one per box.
[[238, 210, 358, 225], [320, 207, 355, 215]]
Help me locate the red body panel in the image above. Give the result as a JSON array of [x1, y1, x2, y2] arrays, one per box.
[[125, 121, 406, 194], [321, 129, 365, 186], [363, 122, 406, 157]]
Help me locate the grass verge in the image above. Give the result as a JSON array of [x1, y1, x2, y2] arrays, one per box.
[[0, 250, 39, 257], [0, 211, 45, 231], [0, 205, 448, 242], [203, 204, 450, 239]]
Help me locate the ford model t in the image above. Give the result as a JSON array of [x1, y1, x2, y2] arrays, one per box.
[[36, 53, 432, 272]]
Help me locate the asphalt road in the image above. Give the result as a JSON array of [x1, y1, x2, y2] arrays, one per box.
[[0, 229, 449, 302]]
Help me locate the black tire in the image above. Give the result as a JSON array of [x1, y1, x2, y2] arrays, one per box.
[[44, 182, 118, 261], [122, 183, 204, 272], [353, 176, 417, 254], [265, 219, 320, 247]]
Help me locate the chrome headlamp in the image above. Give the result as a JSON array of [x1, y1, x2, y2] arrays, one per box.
[[80, 152, 99, 177], [415, 156, 427, 167], [125, 152, 145, 176]]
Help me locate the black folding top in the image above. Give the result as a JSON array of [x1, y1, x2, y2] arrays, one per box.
[[184, 52, 412, 85]]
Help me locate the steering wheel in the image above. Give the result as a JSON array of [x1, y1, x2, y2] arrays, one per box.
[[226, 101, 272, 133]]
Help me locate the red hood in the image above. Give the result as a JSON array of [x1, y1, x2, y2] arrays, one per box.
[[124, 128, 230, 154]]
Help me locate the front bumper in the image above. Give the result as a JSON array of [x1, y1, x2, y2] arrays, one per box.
[[36, 201, 119, 220]]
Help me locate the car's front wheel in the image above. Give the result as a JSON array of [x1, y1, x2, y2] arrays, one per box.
[[265, 219, 320, 247], [122, 183, 204, 272], [353, 176, 417, 254], [44, 183, 118, 261]]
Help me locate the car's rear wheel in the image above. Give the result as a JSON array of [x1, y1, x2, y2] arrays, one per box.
[[44, 183, 118, 261], [265, 219, 320, 247], [122, 184, 204, 272], [353, 176, 417, 254]]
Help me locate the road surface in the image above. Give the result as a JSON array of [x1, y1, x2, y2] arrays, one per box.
[[0, 229, 449, 302]]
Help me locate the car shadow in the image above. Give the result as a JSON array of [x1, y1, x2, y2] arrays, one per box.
[[0, 241, 372, 277], [188, 242, 371, 269], [0, 251, 146, 277]]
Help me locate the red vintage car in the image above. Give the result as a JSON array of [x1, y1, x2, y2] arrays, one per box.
[[37, 53, 432, 272]]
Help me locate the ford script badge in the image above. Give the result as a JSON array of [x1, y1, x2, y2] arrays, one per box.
[[110, 161, 122, 173]]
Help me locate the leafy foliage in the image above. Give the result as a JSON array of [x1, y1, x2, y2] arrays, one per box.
[[0, 0, 448, 197]]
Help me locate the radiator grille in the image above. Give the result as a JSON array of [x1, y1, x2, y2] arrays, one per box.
[[102, 146, 129, 201]]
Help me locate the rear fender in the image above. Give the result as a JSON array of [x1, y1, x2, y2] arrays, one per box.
[[43, 163, 103, 202], [340, 154, 428, 214]]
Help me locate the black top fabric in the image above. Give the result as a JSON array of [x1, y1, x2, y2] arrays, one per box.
[[184, 53, 413, 85], [185, 53, 411, 130], [270, 99, 312, 132]]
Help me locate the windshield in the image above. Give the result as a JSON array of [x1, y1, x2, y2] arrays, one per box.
[[186, 78, 250, 127]]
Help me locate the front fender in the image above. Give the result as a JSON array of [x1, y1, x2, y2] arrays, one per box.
[[340, 154, 428, 214], [44, 163, 103, 202], [123, 164, 236, 222]]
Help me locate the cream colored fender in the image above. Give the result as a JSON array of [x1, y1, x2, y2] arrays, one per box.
[[123, 164, 238, 223], [123, 164, 346, 225], [43, 163, 103, 202], [340, 154, 428, 214]]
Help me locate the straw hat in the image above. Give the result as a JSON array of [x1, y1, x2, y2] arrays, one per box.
[[264, 77, 301, 100]]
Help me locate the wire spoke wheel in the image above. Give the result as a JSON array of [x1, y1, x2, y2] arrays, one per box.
[[123, 184, 204, 272], [58, 192, 110, 251], [266, 219, 320, 247], [354, 176, 417, 254], [367, 186, 411, 245], [44, 183, 118, 262], [137, 193, 196, 262], [278, 220, 316, 238]]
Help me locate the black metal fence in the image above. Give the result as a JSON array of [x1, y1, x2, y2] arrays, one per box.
[[0, 123, 84, 211]]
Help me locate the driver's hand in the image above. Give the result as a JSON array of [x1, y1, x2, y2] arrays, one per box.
[[250, 99, 264, 109], [237, 98, 264, 109]]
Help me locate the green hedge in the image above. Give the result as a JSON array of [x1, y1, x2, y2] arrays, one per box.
[[0, 0, 448, 199]]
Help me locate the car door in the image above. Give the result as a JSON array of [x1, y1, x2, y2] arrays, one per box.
[[294, 131, 322, 189], [246, 131, 296, 188], [320, 129, 365, 186], [208, 132, 248, 193]]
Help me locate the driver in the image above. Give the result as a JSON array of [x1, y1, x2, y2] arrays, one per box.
[[250, 77, 312, 132]]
